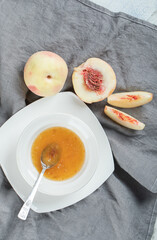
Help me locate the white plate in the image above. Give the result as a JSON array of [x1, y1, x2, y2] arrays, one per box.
[[17, 113, 99, 196], [0, 92, 114, 213]]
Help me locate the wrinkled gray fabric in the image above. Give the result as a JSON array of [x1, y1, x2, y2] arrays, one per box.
[[0, 0, 157, 239]]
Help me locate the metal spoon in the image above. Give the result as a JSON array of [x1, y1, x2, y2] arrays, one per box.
[[18, 143, 60, 220]]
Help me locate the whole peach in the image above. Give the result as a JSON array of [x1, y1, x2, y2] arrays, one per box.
[[24, 51, 68, 97]]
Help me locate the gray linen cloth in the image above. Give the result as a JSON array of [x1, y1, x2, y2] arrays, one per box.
[[0, 0, 157, 239]]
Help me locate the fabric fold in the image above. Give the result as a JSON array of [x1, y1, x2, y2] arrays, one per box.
[[0, 0, 157, 239]]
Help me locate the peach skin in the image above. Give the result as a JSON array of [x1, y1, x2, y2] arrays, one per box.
[[24, 51, 68, 97]]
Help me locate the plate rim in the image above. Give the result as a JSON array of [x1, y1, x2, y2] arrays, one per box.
[[0, 91, 114, 213]]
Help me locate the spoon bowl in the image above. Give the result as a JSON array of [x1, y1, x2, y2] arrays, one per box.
[[41, 143, 61, 169]]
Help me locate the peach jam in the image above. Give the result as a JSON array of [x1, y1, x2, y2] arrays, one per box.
[[31, 127, 85, 181]]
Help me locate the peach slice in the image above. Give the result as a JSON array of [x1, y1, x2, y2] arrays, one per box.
[[104, 106, 145, 130], [107, 91, 153, 108], [24, 51, 68, 97], [72, 58, 116, 103]]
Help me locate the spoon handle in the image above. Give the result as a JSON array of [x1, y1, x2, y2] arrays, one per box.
[[18, 168, 46, 220]]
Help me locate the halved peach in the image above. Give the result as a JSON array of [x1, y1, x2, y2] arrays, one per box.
[[72, 58, 116, 103], [107, 91, 153, 108], [104, 106, 145, 130]]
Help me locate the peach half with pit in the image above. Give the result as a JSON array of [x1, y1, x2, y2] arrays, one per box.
[[72, 58, 116, 103], [24, 51, 68, 97], [104, 106, 145, 130], [107, 91, 153, 108]]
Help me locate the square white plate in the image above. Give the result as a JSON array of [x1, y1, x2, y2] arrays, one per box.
[[0, 92, 114, 213]]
